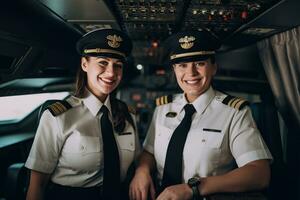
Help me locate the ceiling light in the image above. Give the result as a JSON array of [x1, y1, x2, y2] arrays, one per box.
[[137, 64, 143, 70], [151, 40, 159, 48]]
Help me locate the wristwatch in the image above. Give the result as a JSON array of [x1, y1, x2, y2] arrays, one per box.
[[188, 177, 201, 200]]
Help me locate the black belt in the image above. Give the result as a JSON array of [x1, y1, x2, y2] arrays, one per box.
[[45, 182, 103, 200]]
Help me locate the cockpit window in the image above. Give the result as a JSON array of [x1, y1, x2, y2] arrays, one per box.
[[0, 92, 69, 124]]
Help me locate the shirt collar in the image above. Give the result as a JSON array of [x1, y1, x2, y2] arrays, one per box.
[[192, 86, 215, 114], [174, 94, 188, 114], [176, 86, 215, 114], [82, 89, 112, 117]]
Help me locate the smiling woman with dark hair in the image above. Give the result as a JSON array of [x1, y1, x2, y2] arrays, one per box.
[[25, 28, 140, 200]]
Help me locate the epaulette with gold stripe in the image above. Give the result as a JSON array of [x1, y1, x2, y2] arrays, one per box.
[[47, 100, 72, 116], [127, 105, 136, 114], [222, 95, 249, 110], [155, 95, 173, 106]]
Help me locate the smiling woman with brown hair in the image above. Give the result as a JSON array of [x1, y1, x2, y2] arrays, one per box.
[[25, 28, 140, 200]]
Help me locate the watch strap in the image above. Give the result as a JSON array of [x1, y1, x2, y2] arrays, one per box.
[[191, 185, 200, 200]]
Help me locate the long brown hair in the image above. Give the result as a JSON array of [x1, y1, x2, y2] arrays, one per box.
[[74, 57, 88, 98]]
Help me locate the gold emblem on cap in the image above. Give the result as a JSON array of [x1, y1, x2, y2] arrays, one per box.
[[179, 36, 195, 49], [107, 34, 123, 48]]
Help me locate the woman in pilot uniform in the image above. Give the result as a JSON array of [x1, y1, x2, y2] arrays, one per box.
[[129, 30, 272, 200], [25, 28, 140, 200]]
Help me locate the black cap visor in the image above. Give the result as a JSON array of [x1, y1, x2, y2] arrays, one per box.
[[82, 52, 126, 62], [169, 54, 213, 65]]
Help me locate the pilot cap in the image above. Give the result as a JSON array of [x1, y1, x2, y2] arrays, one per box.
[[164, 30, 220, 64], [76, 28, 132, 61]]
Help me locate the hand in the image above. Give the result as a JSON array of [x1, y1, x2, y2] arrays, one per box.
[[129, 168, 156, 200], [156, 184, 193, 200]]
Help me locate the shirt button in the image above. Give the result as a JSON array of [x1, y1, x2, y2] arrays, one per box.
[[130, 143, 133, 146], [80, 145, 85, 150]]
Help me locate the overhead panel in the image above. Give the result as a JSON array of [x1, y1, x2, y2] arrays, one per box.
[[115, 0, 185, 41], [113, 0, 282, 41], [239, 0, 300, 38], [38, 0, 289, 64], [183, 0, 282, 40], [111, 0, 283, 65], [39, 0, 120, 32]]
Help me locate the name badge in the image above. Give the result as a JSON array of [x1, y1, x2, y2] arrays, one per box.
[[203, 128, 222, 133], [118, 132, 132, 136]]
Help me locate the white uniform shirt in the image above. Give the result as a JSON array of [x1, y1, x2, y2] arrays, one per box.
[[144, 87, 272, 183], [26, 92, 140, 187]]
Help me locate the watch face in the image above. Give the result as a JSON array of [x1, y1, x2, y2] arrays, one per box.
[[188, 177, 200, 186]]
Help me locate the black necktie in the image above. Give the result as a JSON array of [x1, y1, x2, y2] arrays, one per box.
[[161, 104, 196, 190], [100, 105, 120, 200]]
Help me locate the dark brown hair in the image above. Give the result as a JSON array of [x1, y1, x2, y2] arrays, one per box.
[[74, 57, 88, 98], [111, 98, 136, 133]]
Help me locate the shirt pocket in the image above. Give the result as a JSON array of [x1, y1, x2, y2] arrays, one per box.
[[60, 130, 101, 171], [201, 129, 224, 149], [62, 130, 101, 153], [155, 125, 174, 148], [117, 133, 135, 151], [154, 125, 174, 173], [117, 120, 136, 152], [116, 133, 135, 180]]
